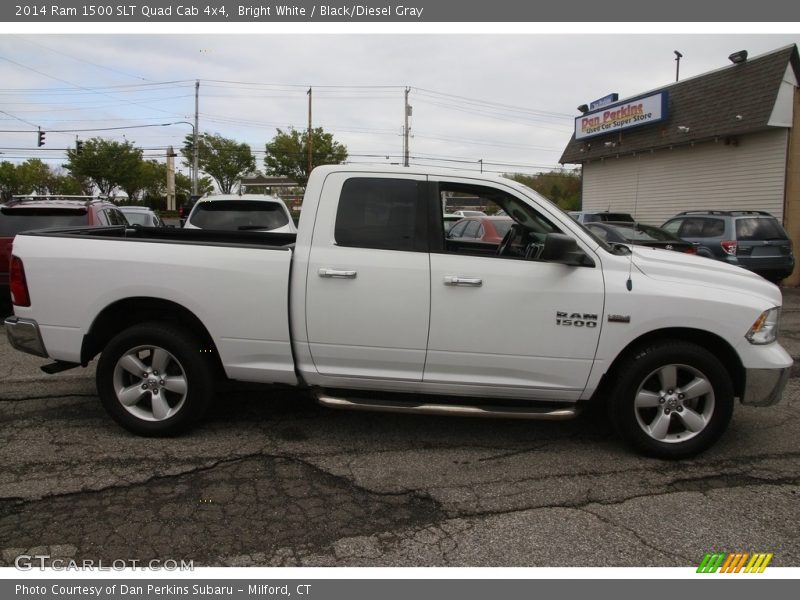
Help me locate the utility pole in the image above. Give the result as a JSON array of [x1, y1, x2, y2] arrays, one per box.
[[166, 146, 176, 211], [307, 87, 313, 177], [403, 87, 411, 167], [479, 159, 483, 173], [193, 80, 199, 196]]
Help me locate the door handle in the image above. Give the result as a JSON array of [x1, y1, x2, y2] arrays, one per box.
[[444, 276, 482, 287], [319, 268, 357, 279]]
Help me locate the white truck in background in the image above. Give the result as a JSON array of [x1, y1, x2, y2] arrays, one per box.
[[5, 165, 792, 458]]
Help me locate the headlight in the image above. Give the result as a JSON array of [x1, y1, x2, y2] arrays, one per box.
[[746, 307, 780, 345]]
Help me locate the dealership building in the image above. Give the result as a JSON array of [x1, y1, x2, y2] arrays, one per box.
[[560, 44, 800, 284]]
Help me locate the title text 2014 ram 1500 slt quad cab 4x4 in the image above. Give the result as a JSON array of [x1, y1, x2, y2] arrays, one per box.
[[5, 166, 793, 458]]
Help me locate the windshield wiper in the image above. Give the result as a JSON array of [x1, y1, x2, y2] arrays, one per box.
[[237, 225, 272, 230]]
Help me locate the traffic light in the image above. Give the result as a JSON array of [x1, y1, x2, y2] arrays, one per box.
[[37, 129, 45, 147], [75, 140, 83, 154]]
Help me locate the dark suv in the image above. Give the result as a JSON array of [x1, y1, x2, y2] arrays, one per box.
[[661, 210, 794, 282], [1, 196, 128, 301]]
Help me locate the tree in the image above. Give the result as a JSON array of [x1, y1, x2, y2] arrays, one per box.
[[0, 160, 87, 200], [181, 133, 255, 194], [509, 169, 582, 211], [175, 172, 213, 205], [64, 138, 143, 197], [0, 161, 19, 202], [264, 127, 348, 187]]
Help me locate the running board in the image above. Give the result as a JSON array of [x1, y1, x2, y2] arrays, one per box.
[[316, 394, 579, 421]]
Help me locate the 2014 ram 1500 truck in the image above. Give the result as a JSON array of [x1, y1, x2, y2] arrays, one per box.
[[5, 165, 793, 458]]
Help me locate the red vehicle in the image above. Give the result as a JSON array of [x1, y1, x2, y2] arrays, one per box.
[[1, 196, 128, 302], [446, 216, 514, 244]]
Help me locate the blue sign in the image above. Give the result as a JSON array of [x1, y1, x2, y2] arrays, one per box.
[[589, 93, 619, 111]]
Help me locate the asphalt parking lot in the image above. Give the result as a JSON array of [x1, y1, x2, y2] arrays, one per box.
[[0, 290, 799, 568]]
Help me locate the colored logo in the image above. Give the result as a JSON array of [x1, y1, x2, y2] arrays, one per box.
[[697, 552, 773, 573]]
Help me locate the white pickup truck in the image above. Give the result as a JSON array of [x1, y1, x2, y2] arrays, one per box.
[[5, 165, 793, 458]]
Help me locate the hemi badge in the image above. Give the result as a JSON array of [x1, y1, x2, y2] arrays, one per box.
[[608, 315, 631, 323]]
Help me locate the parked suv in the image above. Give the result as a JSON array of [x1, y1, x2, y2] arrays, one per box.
[[184, 194, 297, 233], [568, 211, 635, 224], [1, 196, 127, 300], [661, 210, 794, 282]]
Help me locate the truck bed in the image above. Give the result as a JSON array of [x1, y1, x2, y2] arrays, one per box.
[[12, 225, 299, 386]]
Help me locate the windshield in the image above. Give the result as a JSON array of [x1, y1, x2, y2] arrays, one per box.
[[611, 223, 678, 242], [189, 200, 290, 231]]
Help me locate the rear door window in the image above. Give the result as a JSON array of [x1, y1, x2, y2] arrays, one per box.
[[334, 178, 425, 251], [678, 218, 725, 238]]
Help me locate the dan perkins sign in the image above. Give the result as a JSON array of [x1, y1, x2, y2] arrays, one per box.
[[575, 92, 668, 140]]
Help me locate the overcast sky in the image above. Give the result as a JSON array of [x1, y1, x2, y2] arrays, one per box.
[[1, 33, 798, 179]]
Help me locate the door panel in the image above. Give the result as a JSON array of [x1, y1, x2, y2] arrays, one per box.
[[305, 173, 430, 381], [426, 253, 604, 398]]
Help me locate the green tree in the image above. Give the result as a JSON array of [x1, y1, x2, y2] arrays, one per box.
[[181, 133, 255, 194], [14, 159, 52, 195], [0, 161, 20, 201], [509, 169, 582, 211], [48, 167, 89, 196], [175, 172, 213, 205], [64, 138, 143, 196], [264, 127, 348, 187]]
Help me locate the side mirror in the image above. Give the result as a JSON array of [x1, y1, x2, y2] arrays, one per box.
[[540, 233, 588, 266]]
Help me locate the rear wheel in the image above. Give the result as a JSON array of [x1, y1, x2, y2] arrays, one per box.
[[96, 322, 214, 436], [608, 341, 734, 459]]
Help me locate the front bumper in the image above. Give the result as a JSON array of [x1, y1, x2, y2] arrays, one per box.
[[4, 316, 48, 358], [741, 366, 791, 406]]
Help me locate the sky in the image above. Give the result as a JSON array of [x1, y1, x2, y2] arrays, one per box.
[[1, 33, 799, 180]]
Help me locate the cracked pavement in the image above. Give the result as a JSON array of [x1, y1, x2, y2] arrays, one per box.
[[1, 292, 799, 567]]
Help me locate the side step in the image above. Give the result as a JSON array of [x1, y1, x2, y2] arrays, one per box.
[[317, 394, 579, 421]]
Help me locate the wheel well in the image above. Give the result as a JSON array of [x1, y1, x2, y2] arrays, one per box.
[[81, 297, 225, 376], [595, 328, 745, 401]]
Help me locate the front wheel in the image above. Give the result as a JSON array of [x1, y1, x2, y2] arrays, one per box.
[[96, 322, 215, 436], [608, 341, 734, 459]]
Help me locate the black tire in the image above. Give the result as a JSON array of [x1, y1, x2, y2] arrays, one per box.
[[607, 340, 734, 459], [96, 321, 215, 436]]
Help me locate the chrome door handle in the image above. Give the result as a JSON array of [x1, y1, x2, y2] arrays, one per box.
[[444, 276, 483, 287], [319, 268, 357, 279]]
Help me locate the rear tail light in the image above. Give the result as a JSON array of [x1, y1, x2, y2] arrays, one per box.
[[684, 246, 698, 255], [720, 240, 737, 256], [9, 255, 30, 307]]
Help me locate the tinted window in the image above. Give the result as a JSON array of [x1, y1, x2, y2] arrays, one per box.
[[449, 220, 468, 238], [334, 178, 424, 251], [679, 218, 725, 238], [662, 220, 681, 234], [463, 221, 481, 238], [735, 217, 787, 241], [189, 200, 290, 231], [122, 211, 151, 226], [105, 208, 128, 226], [0, 209, 87, 236], [492, 220, 513, 238]]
